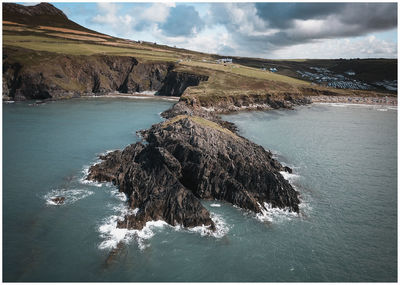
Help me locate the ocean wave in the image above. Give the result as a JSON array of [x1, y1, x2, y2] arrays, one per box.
[[110, 188, 127, 202], [186, 213, 229, 238], [255, 202, 298, 223], [44, 188, 93, 205], [98, 205, 229, 251], [98, 208, 168, 251], [97, 149, 116, 156], [279, 171, 300, 184], [79, 165, 112, 188]]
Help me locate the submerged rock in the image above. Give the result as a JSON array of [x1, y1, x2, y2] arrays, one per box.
[[50, 197, 65, 205], [88, 115, 300, 231]]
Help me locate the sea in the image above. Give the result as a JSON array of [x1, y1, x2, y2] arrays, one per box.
[[3, 98, 397, 282]]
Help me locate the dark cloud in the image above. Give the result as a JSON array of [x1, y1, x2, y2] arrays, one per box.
[[255, 3, 343, 28], [338, 3, 397, 30], [209, 2, 397, 54], [160, 5, 204, 37]]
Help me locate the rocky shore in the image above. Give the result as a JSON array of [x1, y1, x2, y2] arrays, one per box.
[[87, 97, 306, 232], [307, 95, 397, 106]]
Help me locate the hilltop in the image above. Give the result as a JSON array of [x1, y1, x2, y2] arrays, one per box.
[[3, 2, 397, 105]]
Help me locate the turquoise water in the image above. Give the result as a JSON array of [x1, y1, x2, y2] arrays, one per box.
[[3, 100, 397, 281]]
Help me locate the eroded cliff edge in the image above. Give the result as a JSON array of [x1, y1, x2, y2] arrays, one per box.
[[87, 113, 301, 231], [2, 47, 208, 100]]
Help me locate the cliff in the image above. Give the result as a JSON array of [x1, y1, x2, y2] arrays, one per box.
[[87, 115, 300, 231], [2, 47, 208, 100]]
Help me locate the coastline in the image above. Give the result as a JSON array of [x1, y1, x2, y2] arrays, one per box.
[[90, 92, 180, 101], [307, 95, 397, 106]]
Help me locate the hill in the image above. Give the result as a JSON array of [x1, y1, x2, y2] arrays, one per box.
[[2, 2, 396, 104]]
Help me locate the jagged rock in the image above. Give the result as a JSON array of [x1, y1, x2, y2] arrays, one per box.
[[157, 71, 208, 97], [161, 102, 238, 133], [283, 166, 293, 173], [51, 197, 65, 205], [3, 47, 208, 101], [88, 115, 300, 231]]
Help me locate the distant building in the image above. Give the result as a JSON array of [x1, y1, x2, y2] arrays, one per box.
[[217, 58, 232, 64], [269, 67, 278, 72]]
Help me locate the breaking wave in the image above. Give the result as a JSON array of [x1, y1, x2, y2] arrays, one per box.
[[280, 171, 300, 184], [44, 188, 93, 205], [97, 204, 229, 251], [79, 165, 112, 188], [255, 202, 298, 223]]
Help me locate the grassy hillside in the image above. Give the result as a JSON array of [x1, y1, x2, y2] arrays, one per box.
[[3, 2, 396, 102]]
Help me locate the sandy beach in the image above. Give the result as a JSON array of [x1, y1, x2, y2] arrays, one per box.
[[100, 92, 180, 101]]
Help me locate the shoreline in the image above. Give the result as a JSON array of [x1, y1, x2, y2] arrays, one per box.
[[307, 95, 397, 106], [89, 92, 180, 102]]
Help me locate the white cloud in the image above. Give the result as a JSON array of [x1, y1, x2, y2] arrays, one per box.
[[269, 35, 397, 59], [136, 3, 173, 23], [86, 3, 397, 59], [91, 3, 173, 37]]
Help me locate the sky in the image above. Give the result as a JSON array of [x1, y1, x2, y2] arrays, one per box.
[[28, 2, 399, 59]]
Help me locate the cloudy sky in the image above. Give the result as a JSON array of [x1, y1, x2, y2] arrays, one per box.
[[50, 2, 397, 59]]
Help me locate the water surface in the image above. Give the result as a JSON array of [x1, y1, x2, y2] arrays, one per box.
[[3, 100, 397, 281]]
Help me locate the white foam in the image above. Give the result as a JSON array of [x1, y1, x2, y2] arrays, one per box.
[[98, 207, 229, 251], [97, 210, 168, 251], [377, 108, 388, 111], [110, 189, 127, 202], [79, 165, 112, 187], [44, 188, 94, 205], [187, 213, 229, 238], [98, 149, 116, 156], [210, 203, 221, 207], [256, 202, 298, 223], [280, 171, 300, 183]]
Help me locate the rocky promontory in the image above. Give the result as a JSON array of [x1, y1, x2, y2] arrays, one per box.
[[87, 114, 300, 231]]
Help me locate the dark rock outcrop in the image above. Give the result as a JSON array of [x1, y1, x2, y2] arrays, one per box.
[[157, 71, 208, 97], [50, 197, 65, 205], [181, 92, 312, 113], [87, 115, 300, 231], [3, 48, 174, 100], [3, 47, 208, 100]]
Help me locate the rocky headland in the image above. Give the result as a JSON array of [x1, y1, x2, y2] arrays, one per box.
[[87, 98, 304, 232]]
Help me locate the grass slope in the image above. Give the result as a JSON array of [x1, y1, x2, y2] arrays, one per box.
[[2, 2, 396, 101]]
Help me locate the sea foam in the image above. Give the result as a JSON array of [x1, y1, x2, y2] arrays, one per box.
[[279, 171, 300, 184], [79, 165, 112, 188], [44, 188, 94, 205], [97, 204, 229, 251], [255, 202, 298, 223]]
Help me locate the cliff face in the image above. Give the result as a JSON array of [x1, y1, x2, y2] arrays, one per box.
[[3, 48, 208, 100], [157, 71, 209, 97], [88, 115, 299, 231]]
